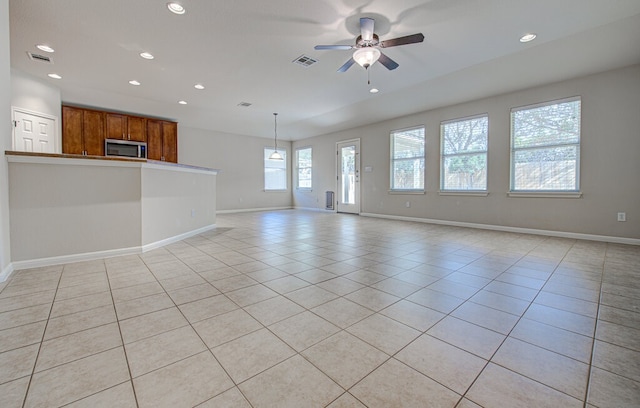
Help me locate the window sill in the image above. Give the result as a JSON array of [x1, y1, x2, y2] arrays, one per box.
[[296, 188, 313, 192], [264, 189, 288, 193], [388, 190, 426, 195], [439, 191, 489, 197], [508, 191, 583, 199]]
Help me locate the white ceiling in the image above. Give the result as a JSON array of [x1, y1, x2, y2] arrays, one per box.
[[9, 0, 640, 141]]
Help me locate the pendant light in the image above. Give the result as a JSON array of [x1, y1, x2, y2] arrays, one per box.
[[269, 112, 284, 160]]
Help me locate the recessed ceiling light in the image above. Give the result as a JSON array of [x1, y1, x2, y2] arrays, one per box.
[[140, 52, 154, 60], [36, 44, 54, 53], [519, 33, 537, 43], [370, 88, 379, 94], [178, 100, 187, 105], [167, 2, 185, 14], [47, 73, 62, 79], [129, 80, 141, 86], [194, 84, 205, 90]]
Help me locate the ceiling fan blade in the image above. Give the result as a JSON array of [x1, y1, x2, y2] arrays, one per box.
[[315, 44, 354, 50], [337, 58, 356, 72], [378, 52, 399, 70], [360, 17, 375, 41], [379, 33, 425, 48]]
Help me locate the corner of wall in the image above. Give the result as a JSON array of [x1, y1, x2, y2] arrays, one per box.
[[1, 0, 12, 275]]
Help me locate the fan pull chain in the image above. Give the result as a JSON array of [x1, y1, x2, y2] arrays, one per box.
[[367, 68, 371, 85]]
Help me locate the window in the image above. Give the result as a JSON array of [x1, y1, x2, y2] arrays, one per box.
[[441, 115, 488, 191], [511, 97, 581, 192], [296, 147, 312, 190], [390, 126, 425, 191], [264, 147, 287, 190]]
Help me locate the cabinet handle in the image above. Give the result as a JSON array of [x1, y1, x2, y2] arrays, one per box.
[[128, 134, 131, 140]]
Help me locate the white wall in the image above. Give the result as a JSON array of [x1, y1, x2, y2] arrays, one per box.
[[10, 69, 62, 152], [293, 65, 640, 241], [8, 156, 218, 265], [178, 125, 292, 212], [0, 0, 11, 278], [141, 165, 216, 246], [9, 159, 142, 262]]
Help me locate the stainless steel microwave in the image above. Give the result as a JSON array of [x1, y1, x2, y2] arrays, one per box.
[[105, 139, 147, 158]]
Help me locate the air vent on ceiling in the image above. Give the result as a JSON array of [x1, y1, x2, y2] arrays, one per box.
[[293, 55, 318, 68], [27, 52, 53, 64], [237, 102, 252, 107]]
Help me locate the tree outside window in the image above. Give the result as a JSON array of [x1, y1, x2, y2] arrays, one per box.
[[391, 127, 425, 191], [511, 98, 581, 191], [441, 115, 488, 191], [296, 147, 312, 190]]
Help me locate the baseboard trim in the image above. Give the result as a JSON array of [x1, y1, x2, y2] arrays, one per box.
[[11, 246, 142, 272], [293, 206, 334, 212], [360, 212, 640, 245], [217, 206, 293, 214], [141, 224, 216, 252], [11, 224, 218, 272], [0, 263, 15, 283]]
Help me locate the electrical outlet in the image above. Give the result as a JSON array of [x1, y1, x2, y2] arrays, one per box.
[[617, 212, 626, 222], [405, 201, 411, 208], [191, 209, 196, 218]]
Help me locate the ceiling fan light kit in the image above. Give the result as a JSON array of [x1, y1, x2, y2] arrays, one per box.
[[353, 47, 381, 69]]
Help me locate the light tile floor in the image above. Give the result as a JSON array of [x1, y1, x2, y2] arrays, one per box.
[[1, 210, 639, 407]]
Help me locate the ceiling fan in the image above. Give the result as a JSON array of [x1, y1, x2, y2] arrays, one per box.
[[315, 17, 425, 73]]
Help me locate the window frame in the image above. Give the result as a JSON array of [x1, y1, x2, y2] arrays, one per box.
[[263, 146, 288, 191], [440, 113, 489, 193], [389, 126, 426, 193], [295, 146, 312, 191], [509, 96, 581, 195]]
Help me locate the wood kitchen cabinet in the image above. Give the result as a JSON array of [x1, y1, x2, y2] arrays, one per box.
[[62, 105, 177, 161], [62, 106, 105, 156], [147, 119, 178, 163], [106, 113, 146, 142]]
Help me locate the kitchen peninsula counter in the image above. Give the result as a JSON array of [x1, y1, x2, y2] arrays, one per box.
[[6, 151, 219, 268]]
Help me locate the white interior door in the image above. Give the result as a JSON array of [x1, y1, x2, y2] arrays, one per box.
[[337, 139, 360, 214], [12, 108, 57, 153]]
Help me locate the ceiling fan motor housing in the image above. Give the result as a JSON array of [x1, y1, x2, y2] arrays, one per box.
[[356, 34, 379, 48]]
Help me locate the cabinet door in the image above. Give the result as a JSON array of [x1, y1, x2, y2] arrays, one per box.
[[83, 110, 105, 156], [127, 116, 146, 142], [162, 121, 178, 163], [106, 113, 126, 140], [62, 106, 84, 155], [146, 119, 163, 161]]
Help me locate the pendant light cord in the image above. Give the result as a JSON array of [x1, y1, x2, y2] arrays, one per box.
[[273, 112, 278, 150]]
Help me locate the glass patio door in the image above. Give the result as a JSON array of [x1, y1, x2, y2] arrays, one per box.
[[337, 139, 360, 214]]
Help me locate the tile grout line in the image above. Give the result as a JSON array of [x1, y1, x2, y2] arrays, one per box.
[[197, 223, 559, 406], [141, 241, 257, 408], [581, 243, 608, 408], [187, 228, 399, 405], [20, 265, 64, 408], [456, 236, 582, 406], [106, 257, 142, 408]]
